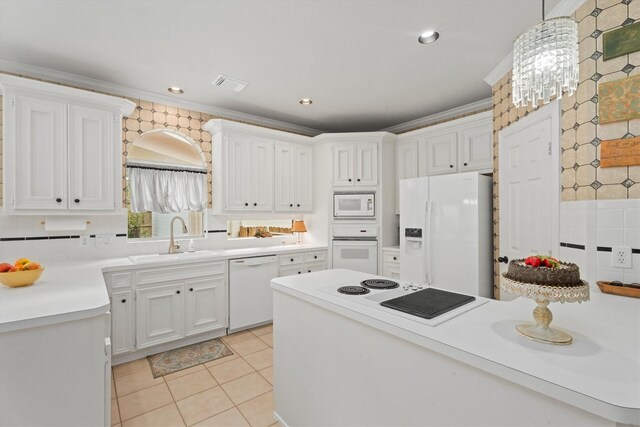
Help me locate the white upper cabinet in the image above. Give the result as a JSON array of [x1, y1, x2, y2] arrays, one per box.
[[223, 131, 273, 211], [204, 119, 312, 214], [396, 139, 419, 213], [274, 142, 295, 211], [293, 144, 312, 211], [275, 142, 312, 212], [332, 144, 354, 186], [420, 131, 458, 176], [13, 95, 67, 211], [0, 75, 135, 214], [250, 136, 274, 211], [459, 122, 493, 172], [68, 105, 115, 210], [225, 132, 252, 211], [354, 143, 378, 186], [332, 142, 377, 187]]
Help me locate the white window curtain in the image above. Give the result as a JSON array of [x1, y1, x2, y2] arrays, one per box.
[[127, 163, 207, 213]]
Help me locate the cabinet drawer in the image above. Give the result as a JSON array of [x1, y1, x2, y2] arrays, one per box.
[[279, 265, 304, 277], [279, 254, 304, 267], [305, 261, 327, 274], [383, 262, 401, 280], [107, 272, 131, 290], [136, 261, 225, 286], [305, 251, 327, 263], [383, 252, 400, 263]]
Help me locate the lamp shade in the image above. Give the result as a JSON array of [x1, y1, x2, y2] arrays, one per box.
[[291, 220, 307, 233]]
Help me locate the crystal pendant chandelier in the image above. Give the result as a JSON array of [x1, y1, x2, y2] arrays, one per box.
[[512, 0, 579, 108]]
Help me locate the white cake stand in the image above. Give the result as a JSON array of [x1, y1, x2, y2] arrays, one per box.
[[501, 274, 590, 345]]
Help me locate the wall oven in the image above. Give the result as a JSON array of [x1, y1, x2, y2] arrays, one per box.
[[333, 192, 375, 219], [332, 226, 378, 274]]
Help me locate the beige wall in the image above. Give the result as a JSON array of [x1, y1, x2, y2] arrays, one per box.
[[491, 0, 640, 297]]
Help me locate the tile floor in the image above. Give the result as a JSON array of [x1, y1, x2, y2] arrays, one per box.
[[111, 324, 280, 427]]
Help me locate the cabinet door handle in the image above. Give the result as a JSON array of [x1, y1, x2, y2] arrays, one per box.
[[296, 204, 300, 207], [357, 178, 361, 182], [348, 178, 352, 182], [253, 203, 257, 207], [308, 270, 311, 273], [176, 290, 181, 294], [56, 198, 62, 203], [298, 271, 301, 274], [449, 165, 454, 168], [463, 162, 468, 166], [290, 258, 294, 262], [244, 203, 249, 206], [314, 255, 318, 259], [393, 256, 397, 261], [121, 299, 126, 303], [74, 198, 80, 203], [290, 203, 293, 207], [189, 288, 194, 292]]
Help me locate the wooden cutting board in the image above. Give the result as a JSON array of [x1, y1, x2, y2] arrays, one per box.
[[600, 136, 640, 168]]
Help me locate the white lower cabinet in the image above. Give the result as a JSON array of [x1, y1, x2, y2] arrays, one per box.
[[136, 283, 185, 349], [185, 277, 226, 336], [278, 249, 328, 277], [106, 260, 228, 357], [382, 248, 400, 279], [111, 289, 134, 355]]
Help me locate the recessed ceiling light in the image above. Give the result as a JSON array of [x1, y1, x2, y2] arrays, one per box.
[[168, 87, 184, 94], [299, 98, 313, 105], [418, 30, 440, 44]]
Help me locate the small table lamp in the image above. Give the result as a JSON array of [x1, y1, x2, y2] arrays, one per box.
[[291, 220, 307, 244]]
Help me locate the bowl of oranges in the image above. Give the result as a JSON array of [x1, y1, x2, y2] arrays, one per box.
[[0, 258, 44, 288]]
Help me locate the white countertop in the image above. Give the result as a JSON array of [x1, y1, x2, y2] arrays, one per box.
[[1, 243, 327, 333], [271, 269, 640, 424]]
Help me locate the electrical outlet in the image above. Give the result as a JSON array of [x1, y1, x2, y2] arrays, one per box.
[[611, 246, 632, 269], [95, 234, 113, 248]]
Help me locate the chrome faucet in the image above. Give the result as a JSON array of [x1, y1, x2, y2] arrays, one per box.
[[168, 216, 188, 254]]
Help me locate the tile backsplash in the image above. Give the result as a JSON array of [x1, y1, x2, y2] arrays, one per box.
[[560, 199, 640, 285]]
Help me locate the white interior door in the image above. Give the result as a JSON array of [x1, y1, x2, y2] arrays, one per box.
[[499, 101, 560, 283]]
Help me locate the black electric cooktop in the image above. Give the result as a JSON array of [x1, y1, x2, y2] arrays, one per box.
[[380, 288, 476, 320]]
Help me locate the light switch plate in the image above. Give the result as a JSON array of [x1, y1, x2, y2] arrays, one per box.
[[611, 246, 632, 269], [79, 235, 91, 247]]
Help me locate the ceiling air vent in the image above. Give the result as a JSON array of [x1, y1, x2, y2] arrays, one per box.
[[212, 74, 248, 92]]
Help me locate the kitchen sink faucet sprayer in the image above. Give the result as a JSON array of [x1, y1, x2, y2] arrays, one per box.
[[168, 216, 188, 254]]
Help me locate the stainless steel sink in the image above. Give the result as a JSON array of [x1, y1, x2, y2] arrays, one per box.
[[128, 250, 216, 264]]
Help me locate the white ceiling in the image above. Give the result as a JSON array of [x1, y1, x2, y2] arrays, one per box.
[[0, 0, 558, 133]]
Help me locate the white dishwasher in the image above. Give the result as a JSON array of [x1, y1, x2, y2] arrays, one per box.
[[229, 255, 279, 333]]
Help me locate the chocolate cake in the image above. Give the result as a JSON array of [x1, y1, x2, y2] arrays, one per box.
[[505, 259, 582, 287]]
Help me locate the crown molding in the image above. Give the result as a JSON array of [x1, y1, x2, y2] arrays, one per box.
[[483, 0, 587, 87], [379, 98, 492, 134], [0, 58, 325, 136]]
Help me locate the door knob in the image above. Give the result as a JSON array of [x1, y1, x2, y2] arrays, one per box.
[[498, 256, 509, 264]]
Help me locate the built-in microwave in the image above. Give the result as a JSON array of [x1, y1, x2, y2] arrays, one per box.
[[333, 192, 375, 218]]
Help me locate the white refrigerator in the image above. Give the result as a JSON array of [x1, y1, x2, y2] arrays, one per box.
[[399, 172, 493, 298]]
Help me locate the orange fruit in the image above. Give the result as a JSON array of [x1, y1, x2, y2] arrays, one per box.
[[15, 258, 31, 267]]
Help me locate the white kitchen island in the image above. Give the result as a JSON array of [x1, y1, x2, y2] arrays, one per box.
[[271, 269, 640, 427]]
